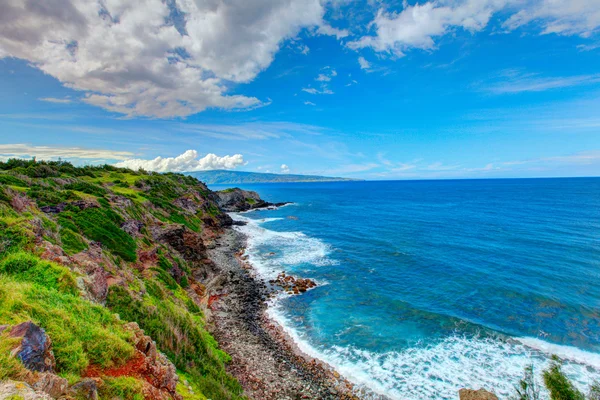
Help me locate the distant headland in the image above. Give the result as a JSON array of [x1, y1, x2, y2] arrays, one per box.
[[186, 169, 361, 184]]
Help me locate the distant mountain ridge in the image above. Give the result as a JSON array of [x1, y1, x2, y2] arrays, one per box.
[[186, 169, 359, 184]]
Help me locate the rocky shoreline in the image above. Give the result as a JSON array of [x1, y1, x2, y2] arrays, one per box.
[[205, 226, 375, 400]]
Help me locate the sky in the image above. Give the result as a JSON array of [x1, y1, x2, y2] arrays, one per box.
[[0, 0, 599, 180]]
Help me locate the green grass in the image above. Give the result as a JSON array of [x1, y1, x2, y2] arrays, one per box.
[[0, 252, 78, 296], [0, 174, 28, 187], [107, 283, 244, 400], [0, 331, 27, 380], [58, 206, 137, 262], [99, 376, 145, 400], [0, 275, 135, 375], [59, 228, 88, 255], [543, 358, 585, 400]]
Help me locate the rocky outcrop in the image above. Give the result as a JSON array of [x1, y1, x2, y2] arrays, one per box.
[[270, 272, 317, 295], [215, 188, 289, 212], [30, 373, 68, 398], [459, 388, 499, 400], [9, 322, 56, 373], [83, 322, 181, 400], [40, 198, 100, 214]]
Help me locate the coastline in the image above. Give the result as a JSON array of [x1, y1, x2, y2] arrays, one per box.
[[205, 225, 371, 400]]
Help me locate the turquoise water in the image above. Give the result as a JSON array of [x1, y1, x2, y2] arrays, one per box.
[[212, 178, 600, 399]]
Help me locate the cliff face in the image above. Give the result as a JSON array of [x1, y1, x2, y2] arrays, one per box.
[[0, 159, 256, 400]]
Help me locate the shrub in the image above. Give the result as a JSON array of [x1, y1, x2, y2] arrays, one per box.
[[64, 181, 107, 197], [543, 357, 585, 400]]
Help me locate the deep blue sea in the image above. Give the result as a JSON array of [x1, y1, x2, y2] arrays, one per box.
[[211, 178, 600, 399]]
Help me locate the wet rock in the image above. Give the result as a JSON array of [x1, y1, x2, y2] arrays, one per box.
[[30, 372, 68, 398], [70, 379, 99, 400], [0, 380, 52, 400], [270, 272, 317, 295], [9, 321, 56, 373], [459, 388, 499, 400]]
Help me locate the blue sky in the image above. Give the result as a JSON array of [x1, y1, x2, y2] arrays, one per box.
[[0, 0, 599, 179]]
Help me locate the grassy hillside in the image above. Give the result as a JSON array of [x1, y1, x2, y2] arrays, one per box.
[[0, 159, 244, 399]]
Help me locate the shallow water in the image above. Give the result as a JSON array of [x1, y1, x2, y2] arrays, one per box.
[[212, 178, 600, 399]]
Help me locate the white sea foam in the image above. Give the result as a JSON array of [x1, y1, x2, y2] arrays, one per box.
[[269, 299, 600, 400], [231, 213, 337, 279], [231, 212, 600, 400]]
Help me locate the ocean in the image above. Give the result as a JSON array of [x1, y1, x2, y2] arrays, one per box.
[[210, 178, 600, 399]]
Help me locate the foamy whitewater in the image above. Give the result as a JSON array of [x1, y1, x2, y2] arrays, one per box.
[[221, 179, 600, 399]]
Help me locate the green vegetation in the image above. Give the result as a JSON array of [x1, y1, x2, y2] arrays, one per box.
[[0, 158, 242, 400], [513, 358, 598, 400], [99, 377, 144, 400], [58, 205, 137, 262], [107, 282, 244, 400]]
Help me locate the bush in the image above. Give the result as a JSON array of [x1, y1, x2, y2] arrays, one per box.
[[64, 181, 107, 197]]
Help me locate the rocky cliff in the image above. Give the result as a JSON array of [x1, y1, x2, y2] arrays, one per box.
[[0, 159, 259, 400], [215, 188, 288, 212]]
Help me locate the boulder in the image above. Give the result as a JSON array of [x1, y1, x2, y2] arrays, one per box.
[[0, 380, 52, 400], [459, 388, 499, 400], [69, 378, 99, 400], [9, 321, 56, 373], [30, 372, 68, 398]]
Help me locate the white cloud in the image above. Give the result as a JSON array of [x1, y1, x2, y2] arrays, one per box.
[[39, 97, 73, 104], [176, 121, 325, 140], [502, 0, 600, 37], [0, 144, 134, 160], [348, 0, 501, 55], [115, 150, 245, 172], [348, 0, 600, 56], [0, 0, 340, 118], [358, 56, 371, 70], [479, 69, 600, 94], [316, 74, 332, 82], [302, 87, 334, 95], [280, 164, 291, 173], [304, 101, 317, 106], [300, 44, 311, 55]]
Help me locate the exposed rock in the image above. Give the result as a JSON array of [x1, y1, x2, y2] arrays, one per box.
[[69, 378, 99, 400], [459, 388, 499, 400], [82, 266, 109, 303], [11, 191, 34, 212], [9, 321, 56, 373], [0, 380, 52, 400], [270, 272, 317, 295], [121, 219, 144, 237], [215, 188, 289, 212], [40, 198, 100, 214], [30, 372, 68, 398], [151, 224, 207, 263]]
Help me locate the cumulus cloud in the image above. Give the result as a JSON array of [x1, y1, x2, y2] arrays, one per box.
[[114, 150, 245, 172], [0, 0, 342, 118], [348, 0, 600, 56], [348, 0, 502, 55], [280, 164, 291, 173], [0, 144, 134, 160]]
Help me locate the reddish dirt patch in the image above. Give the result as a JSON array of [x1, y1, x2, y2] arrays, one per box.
[[208, 294, 227, 310], [83, 352, 147, 380]]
